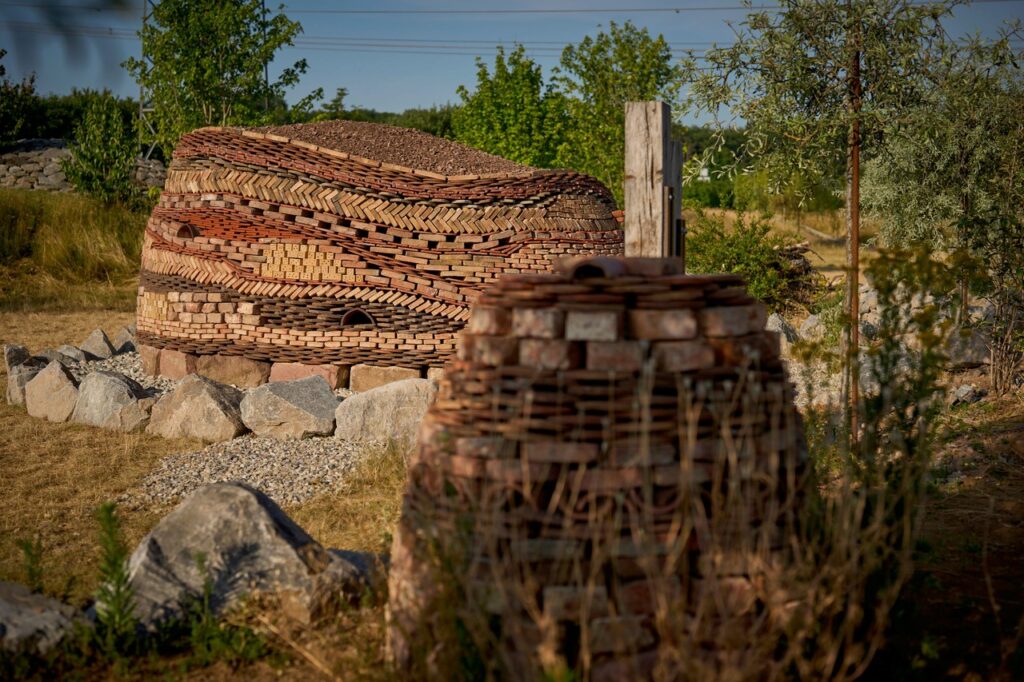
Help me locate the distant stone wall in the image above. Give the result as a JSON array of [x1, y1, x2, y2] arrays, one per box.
[[0, 139, 166, 193]]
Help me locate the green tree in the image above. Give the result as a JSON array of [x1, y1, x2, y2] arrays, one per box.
[[453, 45, 566, 167], [61, 95, 140, 208], [863, 29, 1024, 391], [319, 87, 349, 120], [686, 0, 955, 427], [392, 105, 458, 139], [554, 21, 683, 205], [123, 0, 310, 155], [0, 49, 40, 148], [864, 30, 1023, 253]]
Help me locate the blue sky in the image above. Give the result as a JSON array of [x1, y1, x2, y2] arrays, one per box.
[[1, 0, 1022, 123]]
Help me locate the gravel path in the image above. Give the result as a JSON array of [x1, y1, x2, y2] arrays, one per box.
[[255, 120, 533, 176], [121, 434, 367, 508]]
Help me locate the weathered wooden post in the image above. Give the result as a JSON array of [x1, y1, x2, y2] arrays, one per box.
[[624, 101, 685, 266]]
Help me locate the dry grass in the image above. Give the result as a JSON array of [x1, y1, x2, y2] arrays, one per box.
[[0, 263, 139, 312], [286, 442, 408, 557], [0, 310, 180, 602], [0, 376, 201, 603], [0, 188, 146, 311], [0, 309, 136, 354], [871, 396, 1024, 679]]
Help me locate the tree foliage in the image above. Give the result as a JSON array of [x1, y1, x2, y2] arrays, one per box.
[[554, 21, 683, 206], [0, 49, 39, 148], [686, 211, 810, 312], [863, 29, 1024, 254], [61, 95, 141, 208], [685, 0, 954, 199], [316, 87, 349, 121], [453, 45, 566, 168], [123, 0, 311, 155]]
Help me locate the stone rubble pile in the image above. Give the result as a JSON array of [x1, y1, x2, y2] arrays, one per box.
[[5, 324, 440, 446], [0, 139, 166, 193]]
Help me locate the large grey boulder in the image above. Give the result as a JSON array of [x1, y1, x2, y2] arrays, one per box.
[[766, 313, 798, 344], [54, 344, 90, 363], [6, 363, 42, 406], [25, 361, 79, 422], [79, 329, 115, 360], [111, 326, 136, 355], [33, 349, 77, 368], [70, 371, 153, 432], [241, 376, 338, 439], [946, 327, 989, 368], [859, 286, 879, 316], [948, 383, 985, 407], [122, 482, 366, 626], [3, 344, 31, 372], [146, 375, 247, 442], [334, 377, 437, 447], [0, 582, 82, 654]]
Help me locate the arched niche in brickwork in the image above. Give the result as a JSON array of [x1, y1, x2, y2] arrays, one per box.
[[175, 224, 199, 239], [341, 308, 375, 327]]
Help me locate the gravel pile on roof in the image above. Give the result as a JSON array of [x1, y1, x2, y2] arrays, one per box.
[[121, 434, 368, 508], [254, 119, 534, 176]]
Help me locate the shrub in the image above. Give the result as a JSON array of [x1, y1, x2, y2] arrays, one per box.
[[61, 95, 141, 208], [681, 175, 734, 209], [0, 49, 38, 149], [686, 209, 815, 311]]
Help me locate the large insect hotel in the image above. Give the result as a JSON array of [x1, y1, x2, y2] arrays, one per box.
[[134, 121, 623, 388], [387, 256, 808, 679]]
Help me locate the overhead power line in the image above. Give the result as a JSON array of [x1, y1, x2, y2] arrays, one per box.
[[2, 16, 1020, 59], [0, 19, 729, 55], [262, 0, 1024, 12], [2, 0, 1024, 12]]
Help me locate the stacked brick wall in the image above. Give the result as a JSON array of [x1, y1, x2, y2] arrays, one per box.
[[136, 127, 623, 376]]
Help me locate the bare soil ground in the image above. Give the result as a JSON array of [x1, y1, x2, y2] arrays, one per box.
[[870, 397, 1024, 680]]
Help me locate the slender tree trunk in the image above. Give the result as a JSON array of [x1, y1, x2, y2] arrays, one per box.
[[956, 192, 971, 325], [845, 4, 862, 442]]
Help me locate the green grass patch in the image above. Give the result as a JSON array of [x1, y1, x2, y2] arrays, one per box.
[[0, 188, 144, 310]]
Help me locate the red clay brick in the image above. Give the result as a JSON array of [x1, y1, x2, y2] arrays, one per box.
[[651, 340, 715, 371], [628, 308, 697, 340], [565, 310, 622, 341], [585, 340, 647, 371], [512, 307, 565, 338], [519, 338, 582, 370]]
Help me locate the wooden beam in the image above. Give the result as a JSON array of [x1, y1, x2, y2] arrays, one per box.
[[624, 101, 683, 263]]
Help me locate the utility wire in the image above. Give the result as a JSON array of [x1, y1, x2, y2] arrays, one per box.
[[2, 0, 1024, 12]]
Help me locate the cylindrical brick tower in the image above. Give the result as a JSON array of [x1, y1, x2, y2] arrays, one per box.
[[388, 256, 807, 679]]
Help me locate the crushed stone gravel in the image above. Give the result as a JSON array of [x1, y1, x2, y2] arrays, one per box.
[[120, 434, 369, 508], [77, 351, 177, 396], [254, 120, 533, 176]]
